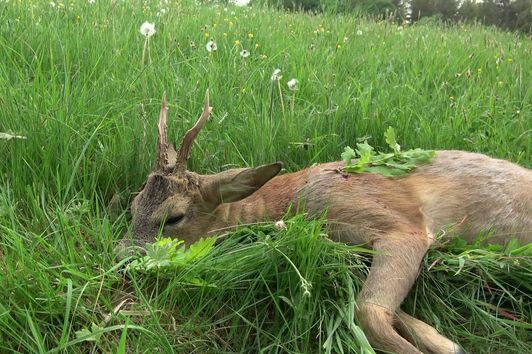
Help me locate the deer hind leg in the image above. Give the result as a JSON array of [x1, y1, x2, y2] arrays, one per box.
[[356, 229, 462, 354], [395, 311, 466, 354]]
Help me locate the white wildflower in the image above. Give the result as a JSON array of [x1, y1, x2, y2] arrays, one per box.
[[50, 1, 56, 7], [397, 26, 404, 32], [240, 49, 250, 58], [271, 69, 282, 81], [287, 78, 298, 91], [88, 0, 95, 4], [206, 40, 217, 52], [343, 36, 348, 43], [139, 22, 156, 37], [356, 30, 363, 35], [274, 220, 286, 230]]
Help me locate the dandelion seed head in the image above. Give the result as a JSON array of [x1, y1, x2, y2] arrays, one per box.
[[206, 40, 217, 52], [139, 22, 156, 37], [240, 49, 250, 58], [274, 220, 286, 230], [287, 78, 298, 91], [271, 69, 282, 81]]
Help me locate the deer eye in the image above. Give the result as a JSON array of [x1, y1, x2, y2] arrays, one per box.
[[165, 213, 185, 226]]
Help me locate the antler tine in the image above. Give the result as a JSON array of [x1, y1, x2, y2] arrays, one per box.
[[155, 92, 169, 171], [175, 89, 212, 172]]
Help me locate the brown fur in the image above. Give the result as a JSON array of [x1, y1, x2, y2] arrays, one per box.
[[124, 150, 531, 354], [123, 96, 532, 354]]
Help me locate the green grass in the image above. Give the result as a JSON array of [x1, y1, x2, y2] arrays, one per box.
[[0, 0, 530, 352]]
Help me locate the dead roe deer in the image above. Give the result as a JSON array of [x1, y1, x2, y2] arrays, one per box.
[[123, 91, 532, 354]]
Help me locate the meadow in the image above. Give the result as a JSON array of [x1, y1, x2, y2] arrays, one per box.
[[0, 0, 531, 353]]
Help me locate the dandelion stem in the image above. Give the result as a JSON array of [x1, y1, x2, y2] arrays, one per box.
[[277, 80, 285, 122], [291, 91, 296, 116], [269, 83, 275, 145], [141, 36, 149, 67]]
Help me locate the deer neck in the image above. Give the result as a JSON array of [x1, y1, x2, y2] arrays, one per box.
[[211, 169, 308, 230]]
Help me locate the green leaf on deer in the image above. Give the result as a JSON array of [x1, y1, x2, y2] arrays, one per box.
[[342, 127, 434, 177], [341, 146, 357, 165], [384, 126, 401, 153]]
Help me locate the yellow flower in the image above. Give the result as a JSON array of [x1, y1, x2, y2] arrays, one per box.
[[507, 58, 513, 63], [229, 21, 234, 27], [260, 54, 268, 59], [235, 39, 241, 45], [477, 68, 482, 73], [336, 44, 341, 49], [204, 32, 210, 38], [255, 43, 259, 48], [248, 32, 253, 39], [498, 81, 504, 86]]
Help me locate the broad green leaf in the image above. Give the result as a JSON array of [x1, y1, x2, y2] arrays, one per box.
[[384, 126, 400, 153], [356, 141, 374, 165], [185, 237, 216, 262], [341, 146, 357, 165]]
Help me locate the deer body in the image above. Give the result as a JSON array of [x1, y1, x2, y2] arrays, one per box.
[[203, 150, 531, 246], [125, 92, 532, 354]]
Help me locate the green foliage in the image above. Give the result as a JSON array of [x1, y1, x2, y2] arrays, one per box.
[[279, 0, 397, 15], [127, 237, 216, 272], [411, 0, 459, 22], [342, 127, 436, 176], [75, 323, 104, 343]]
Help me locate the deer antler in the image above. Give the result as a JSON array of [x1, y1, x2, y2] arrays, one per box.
[[174, 89, 212, 173], [155, 93, 177, 172]]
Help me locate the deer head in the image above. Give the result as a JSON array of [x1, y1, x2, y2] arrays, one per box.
[[128, 91, 282, 246]]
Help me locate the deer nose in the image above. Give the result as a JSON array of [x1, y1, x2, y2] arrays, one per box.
[[114, 236, 145, 260]]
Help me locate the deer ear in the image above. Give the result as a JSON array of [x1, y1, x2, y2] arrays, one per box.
[[203, 162, 282, 204]]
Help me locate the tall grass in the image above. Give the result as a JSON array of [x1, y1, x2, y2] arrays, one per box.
[[0, 0, 530, 352]]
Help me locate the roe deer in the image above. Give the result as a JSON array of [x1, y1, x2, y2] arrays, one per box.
[[122, 91, 532, 354]]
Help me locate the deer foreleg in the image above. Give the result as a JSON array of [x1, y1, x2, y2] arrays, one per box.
[[356, 229, 463, 354]]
